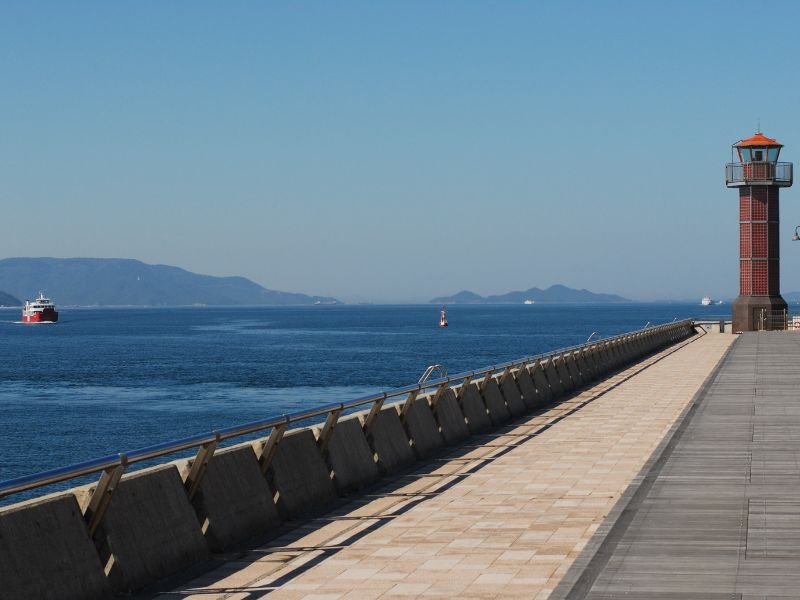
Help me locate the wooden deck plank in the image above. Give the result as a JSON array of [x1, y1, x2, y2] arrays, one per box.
[[557, 332, 800, 598]]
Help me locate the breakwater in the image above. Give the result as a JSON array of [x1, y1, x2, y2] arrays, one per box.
[[0, 320, 696, 599]]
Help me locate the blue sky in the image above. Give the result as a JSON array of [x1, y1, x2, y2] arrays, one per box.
[[2, 1, 800, 302]]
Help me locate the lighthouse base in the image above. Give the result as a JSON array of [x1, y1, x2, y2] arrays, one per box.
[[732, 295, 788, 332]]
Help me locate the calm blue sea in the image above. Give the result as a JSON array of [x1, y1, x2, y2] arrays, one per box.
[[0, 303, 725, 496]]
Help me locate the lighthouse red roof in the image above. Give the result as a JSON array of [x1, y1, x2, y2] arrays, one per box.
[[735, 132, 783, 148]]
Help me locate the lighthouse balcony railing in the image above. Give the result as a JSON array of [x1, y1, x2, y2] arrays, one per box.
[[726, 161, 793, 187]]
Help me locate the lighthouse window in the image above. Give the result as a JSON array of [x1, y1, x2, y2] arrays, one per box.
[[768, 148, 780, 161], [740, 148, 752, 162], [753, 149, 764, 161]]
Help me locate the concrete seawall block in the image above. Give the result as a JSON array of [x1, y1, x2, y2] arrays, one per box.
[[0, 493, 111, 600], [635, 334, 648, 354], [629, 336, 642, 359], [596, 344, 610, 368], [554, 356, 575, 392], [629, 335, 644, 358], [621, 337, 636, 362], [458, 383, 492, 434], [326, 415, 380, 494], [514, 368, 539, 410], [614, 339, 629, 365], [646, 335, 656, 352], [594, 343, 614, 375], [185, 445, 281, 552], [481, 378, 510, 425], [576, 350, 595, 381], [433, 388, 469, 445], [614, 339, 629, 364], [91, 464, 210, 594], [586, 348, 601, 377], [574, 352, 588, 382], [592, 344, 609, 371], [639, 332, 651, 352], [624, 335, 637, 356], [659, 330, 670, 347], [268, 428, 338, 520], [499, 375, 526, 417], [564, 353, 583, 387], [641, 333, 654, 353], [403, 396, 444, 459], [654, 331, 666, 350], [529, 362, 553, 404], [366, 406, 415, 473], [585, 346, 602, 375], [616, 339, 631, 363], [541, 359, 564, 398], [606, 341, 622, 368]]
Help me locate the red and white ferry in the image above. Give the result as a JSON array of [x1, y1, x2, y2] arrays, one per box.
[[22, 292, 59, 323]]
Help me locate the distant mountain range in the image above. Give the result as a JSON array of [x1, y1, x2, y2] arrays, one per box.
[[0, 290, 21, 306], [0, 258, 339, 306], [431, 284, 630, 304]]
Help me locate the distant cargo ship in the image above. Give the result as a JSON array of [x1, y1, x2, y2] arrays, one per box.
[[701, 296, 723, 306], [22, 292, 58, 323]]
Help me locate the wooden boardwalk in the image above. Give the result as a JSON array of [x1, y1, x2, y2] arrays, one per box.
[[554, 332, 800, 599], [154, 332, 733, 599]]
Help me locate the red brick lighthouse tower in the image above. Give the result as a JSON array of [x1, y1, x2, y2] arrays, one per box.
[[726, 132, 793, 331]]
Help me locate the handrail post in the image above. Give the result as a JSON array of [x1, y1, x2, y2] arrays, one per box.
[[455, 375, 473, 399], [479, 371, 494, 392], [430, 381, 450, 407], [362, 395, 386, 433], [184, 433, 220, 500], [258, 422, 288, 474], [317, 408, 342, 451], [84, 453, 128, 537], [400, 388, 420, 417]]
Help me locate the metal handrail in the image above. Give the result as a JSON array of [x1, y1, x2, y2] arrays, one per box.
[[0, 319, 694, 500], [418, 364, 448, 384]]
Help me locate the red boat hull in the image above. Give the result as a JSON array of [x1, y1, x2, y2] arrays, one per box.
[[22, 309, 58, 323]]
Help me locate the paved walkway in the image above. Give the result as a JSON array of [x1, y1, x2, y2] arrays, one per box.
[[155, 332, 733, 600], [553, 332, 800, 599]]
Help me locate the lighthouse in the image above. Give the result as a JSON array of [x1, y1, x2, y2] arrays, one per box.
[[726, 132, 793, 331]]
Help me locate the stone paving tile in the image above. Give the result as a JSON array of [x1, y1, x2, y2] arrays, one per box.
[[156, 333, 732, 600]]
